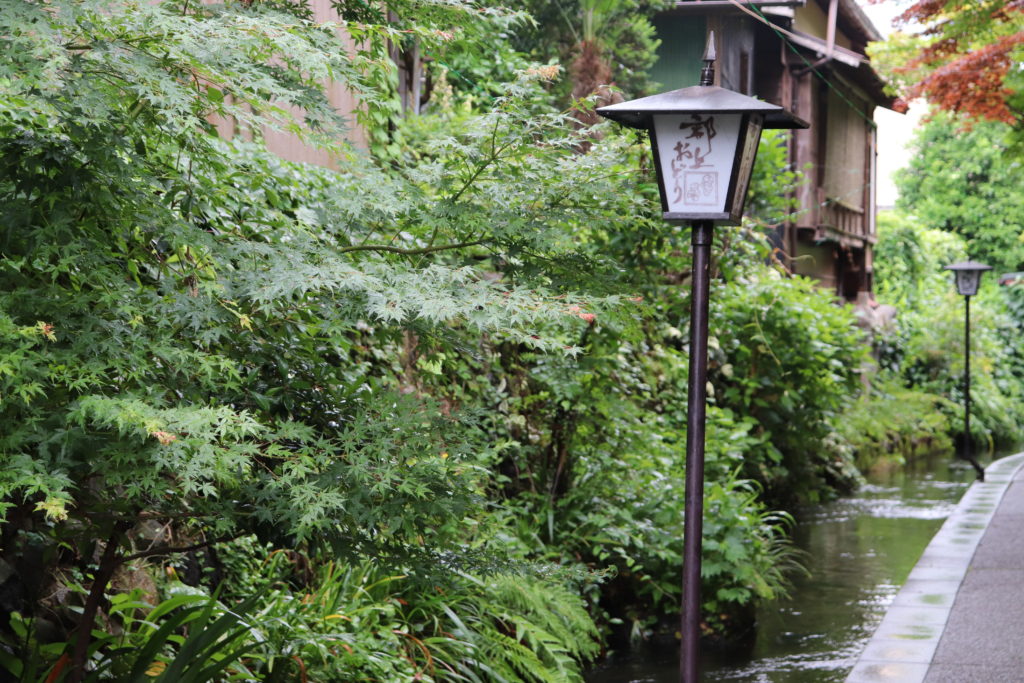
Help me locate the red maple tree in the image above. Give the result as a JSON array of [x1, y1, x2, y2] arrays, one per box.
[[872, 0, 1024, 124]]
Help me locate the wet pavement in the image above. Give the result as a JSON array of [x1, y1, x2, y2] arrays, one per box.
[[846, 452, 1024, 683]]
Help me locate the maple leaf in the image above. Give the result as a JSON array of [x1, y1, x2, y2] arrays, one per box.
[[873, 0, 1024, 124], [150, 430, 178, 445]]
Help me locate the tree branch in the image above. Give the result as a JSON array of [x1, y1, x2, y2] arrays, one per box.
[[69, 522, 130, 683], [337, 240, 484, 256], [122, 534, 242, 562]]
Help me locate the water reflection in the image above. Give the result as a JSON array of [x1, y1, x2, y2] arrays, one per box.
[[587, 454, 986, 683]]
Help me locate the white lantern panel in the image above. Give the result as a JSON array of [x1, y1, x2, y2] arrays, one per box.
[[653, 113, 742, 214], [956, 270, 981, 296]]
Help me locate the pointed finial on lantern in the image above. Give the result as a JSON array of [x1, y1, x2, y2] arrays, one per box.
[[700, 31, 716, 86]]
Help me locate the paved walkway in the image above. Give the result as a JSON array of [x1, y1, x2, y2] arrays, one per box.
[[847, 452, 1024, 683]]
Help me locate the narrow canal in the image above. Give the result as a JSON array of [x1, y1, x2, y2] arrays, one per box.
[[586, 452, 989, 682]]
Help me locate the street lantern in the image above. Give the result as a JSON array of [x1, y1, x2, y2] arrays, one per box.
[[597, 35, 807, 225], [598, 32, 807, 683], [947, 260, 990, 297], [945, 260, 992, 481]]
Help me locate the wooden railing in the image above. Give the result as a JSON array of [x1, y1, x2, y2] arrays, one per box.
[[815, 189, 874, 245]]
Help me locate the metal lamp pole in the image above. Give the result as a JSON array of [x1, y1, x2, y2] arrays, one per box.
[[963, 293, 977, 479], [595, 33, 807, 683], [678, 54, 720, 683], [945, 260, 992, 481], [680, 219, 712, 683]]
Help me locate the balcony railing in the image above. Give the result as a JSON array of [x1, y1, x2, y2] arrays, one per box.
[[815, 190, 875, 246]]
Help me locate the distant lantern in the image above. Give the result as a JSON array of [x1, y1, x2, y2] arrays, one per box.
[[945, 259, 992, 482], [597, 34, 807, 225], [945, 260, 992, 297]]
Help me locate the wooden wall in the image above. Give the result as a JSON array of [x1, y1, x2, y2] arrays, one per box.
[[650, 14, 708, 90], [823, 88, 868, 211]]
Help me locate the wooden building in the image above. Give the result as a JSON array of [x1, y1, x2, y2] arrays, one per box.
[[650, 0, 896, 301]]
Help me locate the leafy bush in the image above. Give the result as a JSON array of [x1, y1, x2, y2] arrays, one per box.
[[0, 2, 624, 678], [2, 0, 945, 675], [490, 397, 800, 644], [0, 552, 602, 683], [709, 258, 869, 503], [874, 211, 1024, 452], [894, 112, 1024, 274], [2, 589, 258, 682], [835, 379, 955, 471]]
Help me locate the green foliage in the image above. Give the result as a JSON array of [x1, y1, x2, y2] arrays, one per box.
[[700, 477, 802, 637], [112, 592, 258, 683], [350, 0, 533, 158], [895, 111, 1024, 273], [234, 558, 599, 682], [898, 283, 1024, 449], [0, 0, 627, 546], [434, 572, 601, 682], [745, 130, 802, 226], [874, 210, 1024, 451], [1, 589, 258, 682], [0, 1, 621, 678], [865, 31, 933, 102], [710, 262, 868, 503], [430, 225, 854, 642], [496, 0, 670, 101], [873, 211, 935, 310], [0, 551, 602, 682], [835, 379, 955, 471], [489, 395, 798, 640], [880, 108, 1024, 454]]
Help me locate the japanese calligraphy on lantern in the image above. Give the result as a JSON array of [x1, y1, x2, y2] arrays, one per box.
[[653, 113, 742, 214]]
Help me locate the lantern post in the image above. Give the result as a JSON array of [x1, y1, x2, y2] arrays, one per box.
[[597, 33, 807, 682], [945, 260, 992, 481]]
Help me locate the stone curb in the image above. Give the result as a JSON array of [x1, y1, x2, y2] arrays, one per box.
[[844, 452, 1024, 683]]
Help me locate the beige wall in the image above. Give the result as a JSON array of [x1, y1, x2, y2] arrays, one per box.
[[209, 0, 366, 168], [793, 0, 854, 50]]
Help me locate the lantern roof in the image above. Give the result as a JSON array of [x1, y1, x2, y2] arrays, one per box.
[[597, 85, 809, 130], [945, 261, 993, 272]]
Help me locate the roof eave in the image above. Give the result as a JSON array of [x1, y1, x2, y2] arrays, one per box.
[[597, 84, 809, 129], [667, 0, 806, 11], [837, 0, 883, 44]]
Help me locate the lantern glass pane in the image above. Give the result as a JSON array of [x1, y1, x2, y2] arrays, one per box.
[[729, 116, 764, 215], [654, 113, 741, 214], [956, 270, 981, 296]]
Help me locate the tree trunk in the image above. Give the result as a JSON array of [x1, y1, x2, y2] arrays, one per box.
[[570, 39, 622, 130], [69, 523, 129, 683]]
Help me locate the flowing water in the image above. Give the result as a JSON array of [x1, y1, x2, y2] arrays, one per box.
[[586, 453, 991, 683]]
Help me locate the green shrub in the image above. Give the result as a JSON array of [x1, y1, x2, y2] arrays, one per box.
[[490, 394, 800, 643], [710, 262, 869, 503], [836, 378, 955, 471], [874, 212, 1024, 451]]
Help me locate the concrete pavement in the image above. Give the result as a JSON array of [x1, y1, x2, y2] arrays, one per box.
[[846, 452, 1024, 683]]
